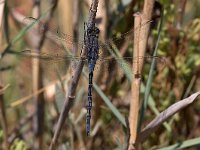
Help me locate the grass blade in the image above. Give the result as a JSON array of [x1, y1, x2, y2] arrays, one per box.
[[138, 10, 164, 132], [157, 137, 200, 150], [138, 91, 200, 143]]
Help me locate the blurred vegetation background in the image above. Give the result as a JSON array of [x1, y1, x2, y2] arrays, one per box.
[[0, 0, 200, 149]]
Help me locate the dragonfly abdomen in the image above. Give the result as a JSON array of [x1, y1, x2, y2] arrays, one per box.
[[86, 72, 93, 135]]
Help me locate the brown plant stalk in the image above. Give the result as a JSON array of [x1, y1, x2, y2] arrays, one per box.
[[31, 1, 45, 149], [129, 13, 142, 150], [128, 0, 155, 149], [30, 0, 58, 149]]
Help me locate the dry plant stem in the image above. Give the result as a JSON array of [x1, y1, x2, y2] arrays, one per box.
[[139, 0, 155, 62], [72, 0, 80, 55], [31, 1, 58, 149], [49, 0, 99, 149], [0, 86, 9, 150], [0, 84, 10, 95], [31, 2, 45, 149], [137, 91, 200, 143], [129, 0, 155, 149], [129, 14, 142, 150]]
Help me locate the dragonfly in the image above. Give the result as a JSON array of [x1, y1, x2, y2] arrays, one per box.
[[4, 16, 165, 136]]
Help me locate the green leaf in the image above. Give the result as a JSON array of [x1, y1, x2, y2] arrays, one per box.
[[10, 138, 28, 150], [157, 137, 200, 150]]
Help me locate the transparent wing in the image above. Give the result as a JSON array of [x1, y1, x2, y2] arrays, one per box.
[[4, 49, 82, 82], [22, 17, 84, 53], [22, 16, 153, 56], [9, 16, 165, 80], [96, 55, 165, 78], [6, 48, 165, 72]]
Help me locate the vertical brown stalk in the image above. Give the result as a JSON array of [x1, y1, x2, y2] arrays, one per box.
[[30, 1, 58, 149], [140, 0, 155, 60], [128, 0, 155, 149], [72, 0, 80, 55], [129, 13, 142, 150], [31, 1, 45, 149], [0, 85, 9, 150]]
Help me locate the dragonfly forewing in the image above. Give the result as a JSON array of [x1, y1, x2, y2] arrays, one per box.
[[22, 16, 154, 58], [22, 17, 84, 53]]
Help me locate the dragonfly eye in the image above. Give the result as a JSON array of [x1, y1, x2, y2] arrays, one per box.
[[95, 28, 100, 34]]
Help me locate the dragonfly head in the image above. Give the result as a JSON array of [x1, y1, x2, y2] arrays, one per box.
[[87, 26, 100, 36]]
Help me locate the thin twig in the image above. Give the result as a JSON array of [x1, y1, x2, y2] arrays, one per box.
[[49, 0, 99, 149], [0, 84, 10, 95], [183, 75, 196, 98]]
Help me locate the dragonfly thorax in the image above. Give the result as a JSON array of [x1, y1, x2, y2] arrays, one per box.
[[85, 25, 100, 73]]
